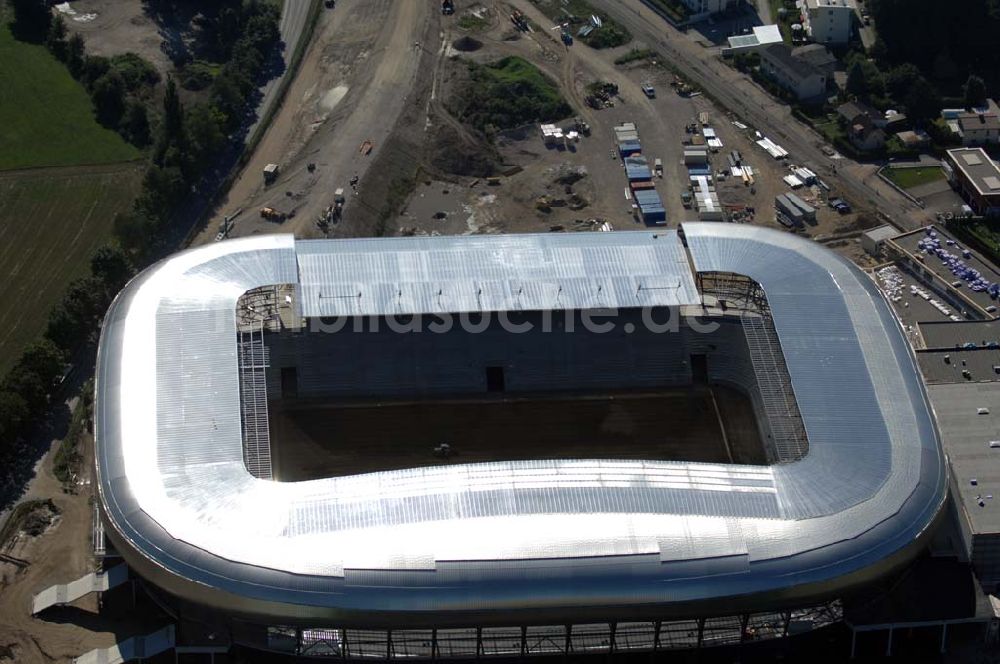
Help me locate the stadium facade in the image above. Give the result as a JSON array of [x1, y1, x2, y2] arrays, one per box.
[[94, 225, 947, 658]]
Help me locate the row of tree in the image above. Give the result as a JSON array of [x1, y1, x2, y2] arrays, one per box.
[[840, 0, 996, 137], [0, 0, 282, 504], [869, 0, 1000, 99], [0, 246, 130, 501]]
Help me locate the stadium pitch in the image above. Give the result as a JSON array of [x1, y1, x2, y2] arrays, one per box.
[[268, 385, 765, 481]]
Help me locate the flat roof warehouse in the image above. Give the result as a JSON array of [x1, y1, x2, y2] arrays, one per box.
[[94, 226, 946, 630], [949, 148, 1000, 197]]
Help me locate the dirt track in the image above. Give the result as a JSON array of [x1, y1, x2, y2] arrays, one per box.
[[196, 0, 436, 243]]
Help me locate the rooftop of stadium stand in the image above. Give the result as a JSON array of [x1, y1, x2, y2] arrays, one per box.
[[94, 226, 946, 625]]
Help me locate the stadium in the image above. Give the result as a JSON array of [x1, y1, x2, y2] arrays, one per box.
[[94, 224, 947, 658]]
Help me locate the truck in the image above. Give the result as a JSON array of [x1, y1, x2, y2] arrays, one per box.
[[333, 188, 346, 217], [263, 163, 279, 184], [260, 207, 285, 222], [654, 158, 663, 178]]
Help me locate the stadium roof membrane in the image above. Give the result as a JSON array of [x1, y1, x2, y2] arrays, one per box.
[[95, 225, 947, 626]]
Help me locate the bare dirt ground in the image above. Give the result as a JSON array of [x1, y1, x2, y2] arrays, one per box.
[[197, 0, 890, 259], [0, 429, 137, 664], [194, 0, 437, 243], [56, 0, 174, 76], [269, 384, 764, 481]]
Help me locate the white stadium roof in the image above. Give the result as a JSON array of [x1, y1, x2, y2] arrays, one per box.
[[95, 226, 946, 625]]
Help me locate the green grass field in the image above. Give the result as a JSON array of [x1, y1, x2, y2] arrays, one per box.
[[0, 165, 142, 373], [455, 56, 572, 132], [884, 166, 946, 190], [0, 12, 140, 170]]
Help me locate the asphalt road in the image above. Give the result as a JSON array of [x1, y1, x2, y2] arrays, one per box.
[[592, 0, 933, 232]]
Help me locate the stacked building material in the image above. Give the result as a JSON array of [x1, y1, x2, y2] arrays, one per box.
[[785, 192, 816, 222]]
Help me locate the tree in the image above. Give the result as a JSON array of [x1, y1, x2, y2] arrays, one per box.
[[162, 77, 185, 143], [113, 210, 160, 260], [80, 55, 111, 90], [155, 78, 186, 165], [0, 391, 29, 451], [91, 245, 134, 294], [885, 64, 922, 101], [91, 71, 127, 128], [66, 33, 86, 79], [904, 76, 942, 124], [210, 72, 247, 132], [965, 75, 988, 110], [110, 53, 161, 91], [45, 276, 106, 351], [185, 104, 227, 174], [846, 61, 868, 98], [17, 340, 66, 387], [3, 367, 50, 415], [136, 166, 187, 219], [121, 100, 151, 148], [45, 15, 68, 61], [9, 0, 51, 42]]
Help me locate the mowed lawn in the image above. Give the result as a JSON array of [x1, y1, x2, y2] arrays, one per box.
[[0, 165, 142, 373], [0, 13, 140, 170], [884, 166, 946, 190]]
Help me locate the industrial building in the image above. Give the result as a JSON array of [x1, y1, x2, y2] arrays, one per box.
[[90, 227, 948, 658], [944, 148, 1000, 217], [915, 319, 1000, 592]]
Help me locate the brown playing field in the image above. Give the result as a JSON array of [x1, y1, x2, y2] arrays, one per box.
[[267, 386, 766, 481]]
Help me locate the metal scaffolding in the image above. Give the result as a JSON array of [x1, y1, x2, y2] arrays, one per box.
[[238, 321, 273, 479], [741, 312, 809, 463]]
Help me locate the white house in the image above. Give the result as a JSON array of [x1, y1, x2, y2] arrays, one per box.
[[760, 44, 828, 101], [798, 0, 856, 45]]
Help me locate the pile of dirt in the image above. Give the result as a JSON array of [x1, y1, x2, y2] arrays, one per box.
[[555, 165, 588, 186], [0, 643, 19, 663], [452, 36, 483, 52], [427, 120, 499, 178]]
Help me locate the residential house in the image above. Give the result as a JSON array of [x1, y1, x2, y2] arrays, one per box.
[[847, 118, 886, 151], [895, 130, 931, 150], [798, 0, 856, 44], [679, 0, 741, 20], [837, 100, 886, 128], [791, 43, 837, 74], [760, 44, 828, 101], [957, 107, 1000, 146]]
